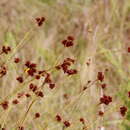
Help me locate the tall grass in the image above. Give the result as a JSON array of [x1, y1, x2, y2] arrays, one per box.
[[0, 0, 130, 130]]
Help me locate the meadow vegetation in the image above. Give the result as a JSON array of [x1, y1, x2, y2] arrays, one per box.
[[0, 0, 130, 130]]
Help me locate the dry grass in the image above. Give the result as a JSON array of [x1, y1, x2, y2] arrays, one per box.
[[0, 0, 130, 130]]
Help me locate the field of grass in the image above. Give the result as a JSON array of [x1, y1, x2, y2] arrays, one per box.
[[0, 0, 130, 130]]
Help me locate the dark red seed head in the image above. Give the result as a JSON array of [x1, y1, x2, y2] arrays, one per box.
[[32, 85, 37, 92], [120, 106, 127, 117], [79, 118, 85, 124], [61, 37, 74, 47], [61, 64, 69, 73], [25, 93, 31, 98], [128, 47, 130, 53], [100, 95, 112, 105], [49, 83, 55, 89], [2, 46, 7, 54], [14, 58, 20, 63], [30, 63, 37, 68], [56, 114, 62, 122], [25, 61, 31, 68], [65, 41, 74, 47], [27, 68, 37, 76], [66, 69, 77, 75], [35, 113, 40, 118], [101, 83, 107, 89], [98, 111, 104, 116], [7, 46, 11, 51], [1, 101, 9, 110], [29, 83, 34, 90], [25, 61, 36, 69], [35, 75, 40, 80], [0, 66, 7, 77], [97, 72, 104, 82], [35, 17, 45, 26], [17, 92, 24, 98], [44, 74, 52, 84], [128, 91, 130, 98], [18, 126, 24, 130], [12, 99, 19, 105], [62, 40, 67, 46], [63, 121, 71, 127], [2, 46, 11, 54], [67, 36, 74, 41], [83, 87, 87, 91], [87, 80, 91, 84], [38, 70, 46, 75], [55, 65, 61, 70], [16, 76, 23, 83], [35, 91, 44, 97], [59, 58, 75, 74]]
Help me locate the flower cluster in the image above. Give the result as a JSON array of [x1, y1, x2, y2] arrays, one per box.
[[79, 118, 85, 124], [98, 111, 104, 116], [12, 99, 19, 105], [61, 36, 75, 47], [0, 66, 7, 77], [128, 47, 130, 53], [25, 61, 37, 77], [97, 72, 104, 82], [16, 76, 24, 83], [35, 91, 44, 97], [63, 121, 71, 127], [1, 46, 11, 54], [17, 92, 24, 98], [101, 83, 107, 89], [35, 17, 45, 26], [128, 91, 130, 98], [38, 71, 55, 89], [29, 83, 44, 97], [0, 101, 9, 110], [120, 106, 127, 117], [56, 114, 62, 122], [100, 95, 112, 105], [18, 126, 24, 130], [25, 93, 31, 98], [55, 114, 71, 128], [35, 112, 40, 118], [56, 58, 77, 76], [14, 58, 20, 63]]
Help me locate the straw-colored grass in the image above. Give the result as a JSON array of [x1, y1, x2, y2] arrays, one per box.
[[0, 0, 130, 130]]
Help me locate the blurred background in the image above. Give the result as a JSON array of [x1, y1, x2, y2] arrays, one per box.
[[0, 0, 130, 130]]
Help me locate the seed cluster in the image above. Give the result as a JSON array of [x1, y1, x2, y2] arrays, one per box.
[[35, 17, 45, 26], [100, 95, 112, 105], [61, 36, 75, 47], [56, 58, 77, 75], [1, 46, 11, 54], [1, 101, 9, 110], [0, 66, 7, 77], [120, 106, 127, 117], [97, 72, 104, 82]]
